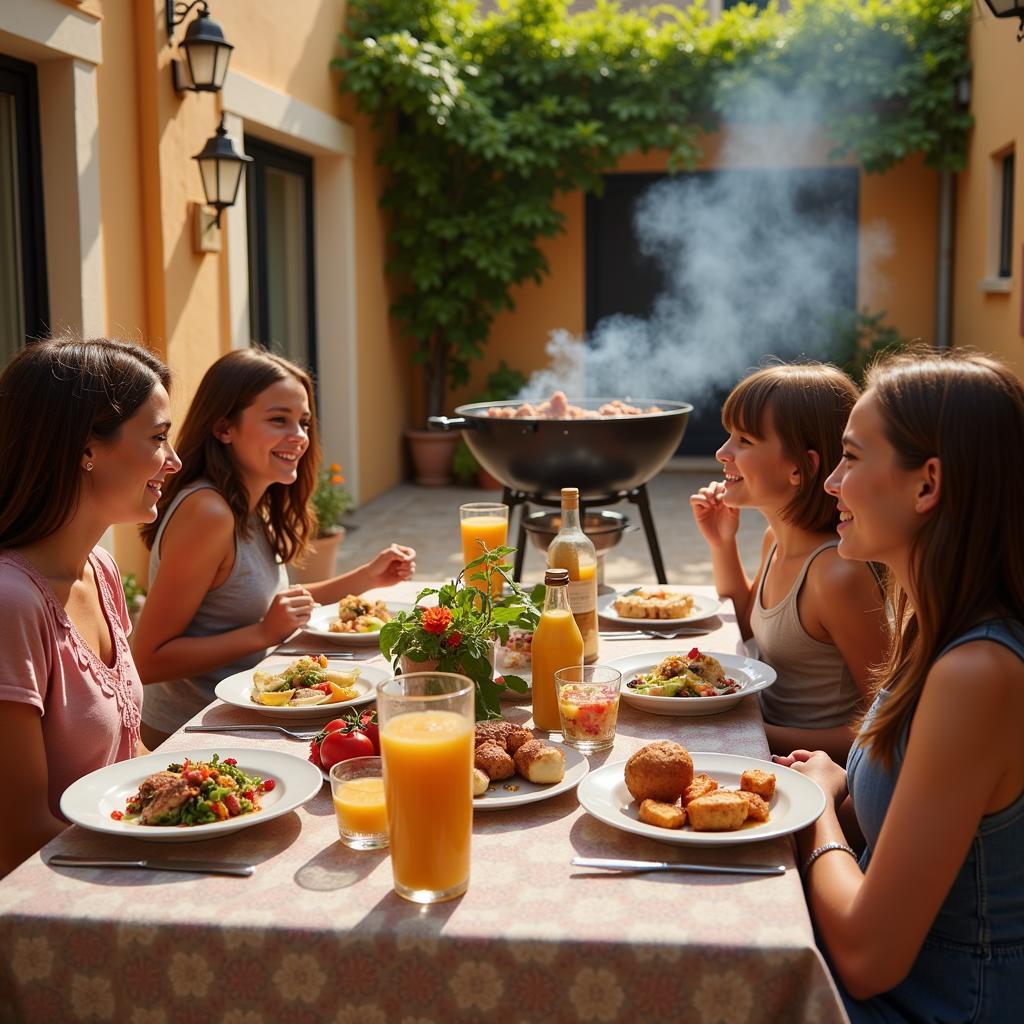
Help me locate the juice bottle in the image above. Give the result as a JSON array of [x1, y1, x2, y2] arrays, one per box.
[[546, 487, 599, 663], [532, 567, 584, 731]]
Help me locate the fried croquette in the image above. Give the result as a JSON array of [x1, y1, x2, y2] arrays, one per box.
[[733, 789, 771, 823], [624, 741, 694, 803], [638, 799, 687, 830], [513, 740, 565, 784], [472, 768, 490, 797], [475, 720, 533, 754], [740, 768, 776, 801], [686, 790, 749, 832], [683, 772, 719, 806], [474, 741, 515, 781]]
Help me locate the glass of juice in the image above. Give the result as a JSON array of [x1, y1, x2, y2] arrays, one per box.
[[459, 502, 509, 595], [377, 673, 475, 904], [330, 756, 389, 850], [554, 665, 622, 753]]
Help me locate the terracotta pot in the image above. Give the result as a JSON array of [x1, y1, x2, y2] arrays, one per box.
[[405, 428, 460, 486], [476, 466, 504, 490], [398, 642, 497, 680], [288, 527, 346, 584]]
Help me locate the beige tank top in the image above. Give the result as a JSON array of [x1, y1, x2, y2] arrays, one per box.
[[750, 540, 862, 729]]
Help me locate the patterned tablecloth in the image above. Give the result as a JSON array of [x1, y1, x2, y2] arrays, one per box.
[[0, 584, 847, 1024]]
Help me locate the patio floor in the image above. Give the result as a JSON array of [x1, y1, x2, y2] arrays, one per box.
[[335, 466, 767, 587]]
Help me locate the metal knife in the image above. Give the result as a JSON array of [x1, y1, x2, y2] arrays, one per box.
[[571, 856, 785, 877], [48, 855, 254, 877]]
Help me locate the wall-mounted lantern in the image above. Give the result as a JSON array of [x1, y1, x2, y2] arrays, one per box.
[[166, 1, 234, 93], [193, 115, 251, 229], [983, 0, 1024, 42]]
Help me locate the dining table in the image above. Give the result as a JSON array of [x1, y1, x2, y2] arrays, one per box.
[[0, 583, 848, 1024]]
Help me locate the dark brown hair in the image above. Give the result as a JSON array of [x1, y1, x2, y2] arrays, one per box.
[[141, 348, 318, 563], [722, 362, 859, 532], [0, 337, 170, 547], [856, 349, 1024, 767]]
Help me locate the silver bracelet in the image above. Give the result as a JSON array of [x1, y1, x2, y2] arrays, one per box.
[[802, 842, 858, 875]]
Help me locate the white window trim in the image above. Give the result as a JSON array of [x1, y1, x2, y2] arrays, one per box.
[[220, 71, 361, 504], [987, 144, 1015, 284]]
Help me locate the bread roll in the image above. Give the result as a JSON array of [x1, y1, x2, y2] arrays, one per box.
[[475, 720, 533, 754], [513, 740, 565, 784], [475, 742, 515, 781], [624, 741, 694, 803], [472, 768, 490, 797]]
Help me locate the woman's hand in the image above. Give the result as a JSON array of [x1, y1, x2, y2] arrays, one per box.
[[259, 585, 315, 645], [364, 544, 417, 587], [774, 749, 848, 807], [689, 481, 740, 548]]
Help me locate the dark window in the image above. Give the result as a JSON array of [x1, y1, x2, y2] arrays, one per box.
[[0, 54, 49, 367], [999, 151, 1014, 279], [244, 136, 316, 375]]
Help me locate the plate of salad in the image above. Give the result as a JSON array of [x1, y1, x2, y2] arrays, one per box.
[[60, 749, 322, 842]]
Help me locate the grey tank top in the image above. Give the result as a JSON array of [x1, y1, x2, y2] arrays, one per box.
[[751, 540, 863, 729], [141, 481, 288, 734]]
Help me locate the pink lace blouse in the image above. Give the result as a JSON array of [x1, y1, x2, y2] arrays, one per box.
[[0, 546, 143, 819]]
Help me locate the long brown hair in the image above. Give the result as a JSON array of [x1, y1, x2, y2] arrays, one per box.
[[140, 348, 318, 563], [858, 349, 1024, 767], [0, 337, 170, 547], [722, 362, 860, 532]]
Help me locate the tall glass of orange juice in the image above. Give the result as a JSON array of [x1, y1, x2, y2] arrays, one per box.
[[459, 502, 509, 595], [377, 672, 475, 904]]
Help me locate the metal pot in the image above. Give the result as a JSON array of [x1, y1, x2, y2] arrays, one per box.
[[522, 510, 633, 555], [429, 398, 693, 498]]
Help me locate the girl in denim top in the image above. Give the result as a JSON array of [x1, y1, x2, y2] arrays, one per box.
[[776, 350, 1024, 1022]]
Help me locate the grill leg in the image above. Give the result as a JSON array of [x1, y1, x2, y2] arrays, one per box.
[[628, 484, 668, 584], [502, 487, 529, 581]]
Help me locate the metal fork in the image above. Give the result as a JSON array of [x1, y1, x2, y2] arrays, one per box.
[[183, 723, 320, 741], [599, 628, 707, 640]]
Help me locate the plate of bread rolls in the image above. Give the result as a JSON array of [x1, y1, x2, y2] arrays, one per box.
[[599, 589, 723, 626], [472, 719, 589, 809], [577, 742, 825, 846]]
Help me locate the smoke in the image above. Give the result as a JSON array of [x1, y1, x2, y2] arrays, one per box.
[[518, 80, 894, 404]]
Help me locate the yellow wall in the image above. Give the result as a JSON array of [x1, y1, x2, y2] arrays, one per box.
[[952, 17, 1024, 375], [456, 131, 939, 406]]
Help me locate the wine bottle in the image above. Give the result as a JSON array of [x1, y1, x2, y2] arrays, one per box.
[[546, 487, 599, 664]]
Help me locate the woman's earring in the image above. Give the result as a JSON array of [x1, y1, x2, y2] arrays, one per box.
[[85, 462, 94, 472]]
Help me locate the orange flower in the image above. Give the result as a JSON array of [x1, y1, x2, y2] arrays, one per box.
[[421, 606, 453, 635], [331, 474, 345, 485], [329, 463, 342, 473]]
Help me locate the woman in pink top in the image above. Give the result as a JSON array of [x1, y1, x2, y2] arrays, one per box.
[[0, 338, 181, 876]]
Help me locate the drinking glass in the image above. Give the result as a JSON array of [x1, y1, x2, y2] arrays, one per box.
[[377, 673, 475, 904], [330, 756, 388, 850], [554, 665, 622, 753], [459, 502, 509, 595]]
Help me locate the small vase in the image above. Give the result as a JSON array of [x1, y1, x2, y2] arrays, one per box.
[[477, 466, 504, 490], [398, 643, 499, 720], [288, 527, 346, 584], [405, 428, 460, 486]]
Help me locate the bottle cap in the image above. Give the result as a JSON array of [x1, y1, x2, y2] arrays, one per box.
[[544, 568, 570, 586]]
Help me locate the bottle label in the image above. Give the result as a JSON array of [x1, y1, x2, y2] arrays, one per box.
[[566, 579, 596, 615]]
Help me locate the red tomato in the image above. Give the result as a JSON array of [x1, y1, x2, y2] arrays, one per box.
[[323, 719, 348, 735], [318, 729, 374, 770], [359, 722, 380, 755]]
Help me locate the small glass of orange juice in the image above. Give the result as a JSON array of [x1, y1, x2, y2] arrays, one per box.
[[377, 673, 475, 904], [330, 756, 388, 850], [459, 502, 509, 595]]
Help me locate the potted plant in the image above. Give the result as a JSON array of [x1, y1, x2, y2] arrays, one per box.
[[379, 545, 543, 721], [290, 462, 353, 584], [122, 573, 147, 630]]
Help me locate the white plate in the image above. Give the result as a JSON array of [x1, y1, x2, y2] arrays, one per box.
[[598, 589, 723, 627], [60, 748, 322, 843], [606, 651, 776, 717], [303, 601, 415, 646], [474, 741, 588, 810], [577, 752, 825, 847], [214, 663, 391, 718]]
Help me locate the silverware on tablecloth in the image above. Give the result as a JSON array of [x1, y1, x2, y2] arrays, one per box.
[[270, 649, 356, 658], [571, 856, 785, 877], [48, 855, 254, 877], [598, 628, 707, 640], [183, 723, 320, 741]]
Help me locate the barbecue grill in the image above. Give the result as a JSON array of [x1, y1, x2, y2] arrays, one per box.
[[428, 398, 693, 583]]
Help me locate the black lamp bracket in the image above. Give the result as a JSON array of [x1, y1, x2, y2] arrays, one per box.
[[166, 0, 210, 42]]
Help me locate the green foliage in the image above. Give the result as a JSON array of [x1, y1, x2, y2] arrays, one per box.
[[379, 544, 544, 720], [122, 573, 146, 610], [310, 462, 353, 537], [830, 306, 912, 385], [334, 0, 970, 417], [452, 360, 529, 481]]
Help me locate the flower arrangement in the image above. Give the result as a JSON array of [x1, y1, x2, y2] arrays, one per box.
[[310, 462, 353, 538], [379, 545, 543, 721]]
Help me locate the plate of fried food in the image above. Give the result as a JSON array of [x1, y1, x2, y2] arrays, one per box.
[[215, 656, 391, 718], [472, 719, 588, 809], [607, 650, 776, 717], [598, 588, 723, 627], [304, 595, 414, 646], [577, 741, 825, 846]]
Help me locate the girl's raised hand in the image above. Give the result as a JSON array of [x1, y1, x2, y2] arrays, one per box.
[[689, 480, 740, 548], [366, 544, 417, 587], [259, 585, 315, 645]]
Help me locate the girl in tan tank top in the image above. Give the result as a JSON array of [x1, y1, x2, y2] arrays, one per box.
[[689, 363, 889, 761]]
